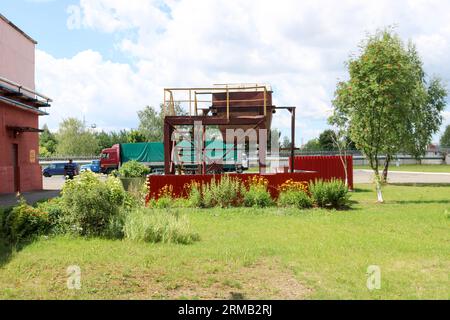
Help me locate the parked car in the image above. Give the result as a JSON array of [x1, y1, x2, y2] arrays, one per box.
[[42, 162, 79, 177], [80, 160, 101, 173]]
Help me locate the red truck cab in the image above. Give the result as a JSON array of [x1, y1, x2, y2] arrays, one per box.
[[100, 144, 120, 174]]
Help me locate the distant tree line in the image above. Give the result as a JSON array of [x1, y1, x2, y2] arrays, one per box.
[[39, 104, 169, 157]]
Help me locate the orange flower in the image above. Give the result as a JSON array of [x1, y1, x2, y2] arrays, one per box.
[[279, 179, 308, 193]]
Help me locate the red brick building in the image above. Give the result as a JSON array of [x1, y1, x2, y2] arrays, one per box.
[[0, 14, 51, 194]]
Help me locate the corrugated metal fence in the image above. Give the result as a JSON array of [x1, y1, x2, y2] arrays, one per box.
[[290, 155, 353, 189], [147, 156, 353, 200]]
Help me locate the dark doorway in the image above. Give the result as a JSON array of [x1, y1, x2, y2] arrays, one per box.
[[12, 143, 19, 192]]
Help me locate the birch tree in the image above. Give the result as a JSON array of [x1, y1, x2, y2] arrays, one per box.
[[331, 29, 447, 202]]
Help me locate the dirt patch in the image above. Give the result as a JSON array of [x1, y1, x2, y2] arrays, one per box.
[[159, 260, 312, 300]]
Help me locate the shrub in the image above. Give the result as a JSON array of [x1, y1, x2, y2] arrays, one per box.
[[60, 171, 128, 237], [150, 185, 174, 209], [36, 198, 65, 235], [123, 208, 199, 244], [309, 179, 350, 209], [118, 161, 150, 178], [184, 176, 243, 208], [278, 190, 313, 209], [2, 198, 50, 244], [203, 176, 244, 208], [186, 182, 202, 208], [243, 176, 273, 208]]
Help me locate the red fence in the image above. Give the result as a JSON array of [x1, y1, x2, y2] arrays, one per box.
[[290, 155, 353, 189], [148, 172, 321, 200], [147, 156, 353, 200]]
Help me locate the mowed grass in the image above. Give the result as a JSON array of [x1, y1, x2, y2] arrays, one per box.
[[0, 184, 449, 300], [354, 164, 450, 173]]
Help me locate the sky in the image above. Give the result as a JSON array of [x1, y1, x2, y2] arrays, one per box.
[[1, 0, 450, 144]]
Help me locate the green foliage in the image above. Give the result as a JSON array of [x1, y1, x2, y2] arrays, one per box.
[[137, 105, 164, 142], [278, 190, 313, 209], [60, 171, 128, 237], [123, 208, 199, 244], [440, 125, 450, 147], [36, 198, 65, 235], [302, 139, 321, 152], [243, 177, 273, 208], [56, 118, 99, 156], [203, 176, 244, 208], [127, 130, 147, 143], [187, 182, 203, 208], [138, 104, 186, 142], [185, 177, 244, 208], [39, 124, 57, 156], [318, 130, 338, 151], [118, 161, 150, 178], [309, 179, 350, 209], [1, 198, 50, 244], [331, 28, 447, 201], [39, 146, 52, 158]]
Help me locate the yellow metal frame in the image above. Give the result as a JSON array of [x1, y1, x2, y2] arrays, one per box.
[[163, 84, 271, 119]]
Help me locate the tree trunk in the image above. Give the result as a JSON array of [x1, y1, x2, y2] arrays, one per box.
[[382, 154, 391, 183], [374, 171, 384, 203]]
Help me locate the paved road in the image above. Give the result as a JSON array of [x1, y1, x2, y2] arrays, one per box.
[[354, 169, 450, 184]]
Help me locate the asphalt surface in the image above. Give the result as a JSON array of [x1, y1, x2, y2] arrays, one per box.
[[354, 169, 450, 184], [1, 171, 450, 207]]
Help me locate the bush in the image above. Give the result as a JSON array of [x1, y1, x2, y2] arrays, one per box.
[[309, 179, 350, 209], [123, 208, 199, 244], [202, 176, 244, 208], [278, 190, 313, 209], [2, 198, 50, 244], [243, 176, 273, 208], [186, 182, 202, 208], [60, 171, 128, 237], [148, 185, 174, 209], [118, 161, 150, 178], [36, 198, 65, 235], [184, 176, 243, 208]]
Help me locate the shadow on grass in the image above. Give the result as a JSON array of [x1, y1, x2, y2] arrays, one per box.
[[0, 237, 34, 268], [352, 188, 372, 193]]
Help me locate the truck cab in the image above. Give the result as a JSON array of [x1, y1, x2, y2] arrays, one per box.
[[100, 144, 120, 174]]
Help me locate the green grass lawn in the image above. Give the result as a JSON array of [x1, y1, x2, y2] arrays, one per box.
[[1, 184, 449, 300], [354, 164, 450, 173]]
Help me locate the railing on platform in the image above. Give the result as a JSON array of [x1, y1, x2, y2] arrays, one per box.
[[163, 84, 271, 119]]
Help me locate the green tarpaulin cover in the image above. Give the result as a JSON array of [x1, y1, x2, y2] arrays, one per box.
[[120, 141, 242, 164], [120, 142, 165, 163]]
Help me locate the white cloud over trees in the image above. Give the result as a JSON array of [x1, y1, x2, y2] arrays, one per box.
[[37, 0, 450, 142]]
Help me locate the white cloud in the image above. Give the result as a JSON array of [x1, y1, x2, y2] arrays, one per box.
[[38, 0, 450, 143], [36, 49, 155, 131]]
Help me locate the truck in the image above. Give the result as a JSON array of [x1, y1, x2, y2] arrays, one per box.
[[80, 160, 101, 173], [100, 141, 249, 174]]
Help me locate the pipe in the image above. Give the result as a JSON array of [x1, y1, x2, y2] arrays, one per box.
[[0, 75, 52, 102], [0, 95, 48, 115]]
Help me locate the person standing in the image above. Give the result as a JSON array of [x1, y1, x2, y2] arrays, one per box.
[[64, 159, 78, 180]]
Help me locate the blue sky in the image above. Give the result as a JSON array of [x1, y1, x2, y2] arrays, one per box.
[[1, 0, 449, 144], [1, 0, 128, 62]]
